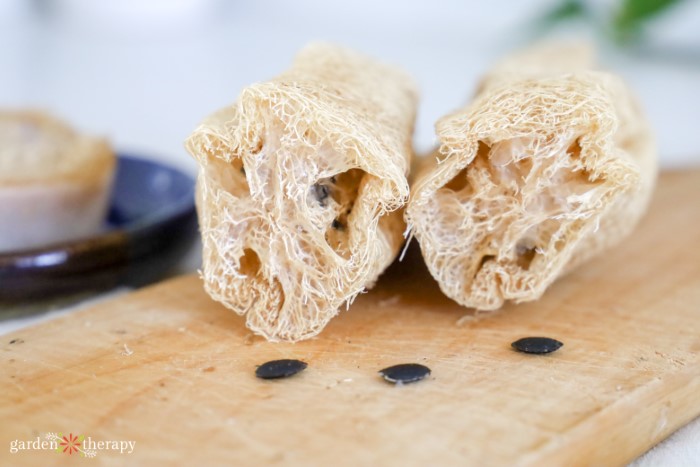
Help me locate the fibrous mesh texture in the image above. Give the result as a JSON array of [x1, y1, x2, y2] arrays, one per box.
[[186, 43, 417, 341], [406, 44, 656, 310]]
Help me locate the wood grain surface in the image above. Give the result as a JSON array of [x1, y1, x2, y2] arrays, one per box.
[[1, 170, 699, 467]]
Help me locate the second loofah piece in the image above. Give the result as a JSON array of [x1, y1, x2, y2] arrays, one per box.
[[406, 44, 657, 310]]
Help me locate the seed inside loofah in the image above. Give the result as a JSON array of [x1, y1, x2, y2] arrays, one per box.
[[322, 168, 366, 258], [311, 183, 331, 206]]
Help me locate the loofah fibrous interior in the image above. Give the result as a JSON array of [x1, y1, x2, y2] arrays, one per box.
[[407, 70, 656, 310], [186, 44, 417, 341]]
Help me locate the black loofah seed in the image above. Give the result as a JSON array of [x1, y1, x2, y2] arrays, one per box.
[[255, 359, 308, 379], [511, 337, 563, 354], [379, 363, 431, 384]]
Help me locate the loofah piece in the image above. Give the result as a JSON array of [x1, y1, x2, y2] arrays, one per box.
[[186, 43, 417, 342], [406, 44, 656, 310], [0, 111, 114, 251], [475, 42, 596, 94]]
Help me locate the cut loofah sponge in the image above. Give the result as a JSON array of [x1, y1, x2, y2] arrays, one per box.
[[406, 44, 656, 310], [186, 43, 417, 341]]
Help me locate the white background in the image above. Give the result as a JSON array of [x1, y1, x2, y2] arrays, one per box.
[[2, 0, 700, 170], [1, 1, 699, 465]]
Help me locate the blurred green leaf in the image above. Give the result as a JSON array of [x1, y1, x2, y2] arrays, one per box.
[[539, 0, 587, 27], [614, 0, 686, 43], [547, 0, 586, 21]]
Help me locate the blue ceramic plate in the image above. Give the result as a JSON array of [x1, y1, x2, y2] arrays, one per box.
[[0, 154, 198, 302]]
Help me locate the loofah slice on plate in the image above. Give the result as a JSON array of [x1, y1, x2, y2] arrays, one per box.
[[0, 111, 115, 251], [406, 44, 656, 310], [186, 43, 417, 341]]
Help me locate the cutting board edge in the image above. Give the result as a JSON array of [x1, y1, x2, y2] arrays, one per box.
[[522, 362, 700, 466]]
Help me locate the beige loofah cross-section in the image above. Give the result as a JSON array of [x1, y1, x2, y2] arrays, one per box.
[[186, 43, 417, 341], [406, 43, 657, 310]]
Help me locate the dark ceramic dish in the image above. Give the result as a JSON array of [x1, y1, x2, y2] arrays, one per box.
[[0, 154, 198, 303]]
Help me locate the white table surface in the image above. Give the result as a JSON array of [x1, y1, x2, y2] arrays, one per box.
[[1, 1, 699, 465]]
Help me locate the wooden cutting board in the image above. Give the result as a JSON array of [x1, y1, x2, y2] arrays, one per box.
[[1, 170, 699, 467]]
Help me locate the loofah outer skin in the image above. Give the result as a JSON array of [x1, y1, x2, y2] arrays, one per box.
[[406, 44, 656, 310], [186, 43, 417, 342]]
